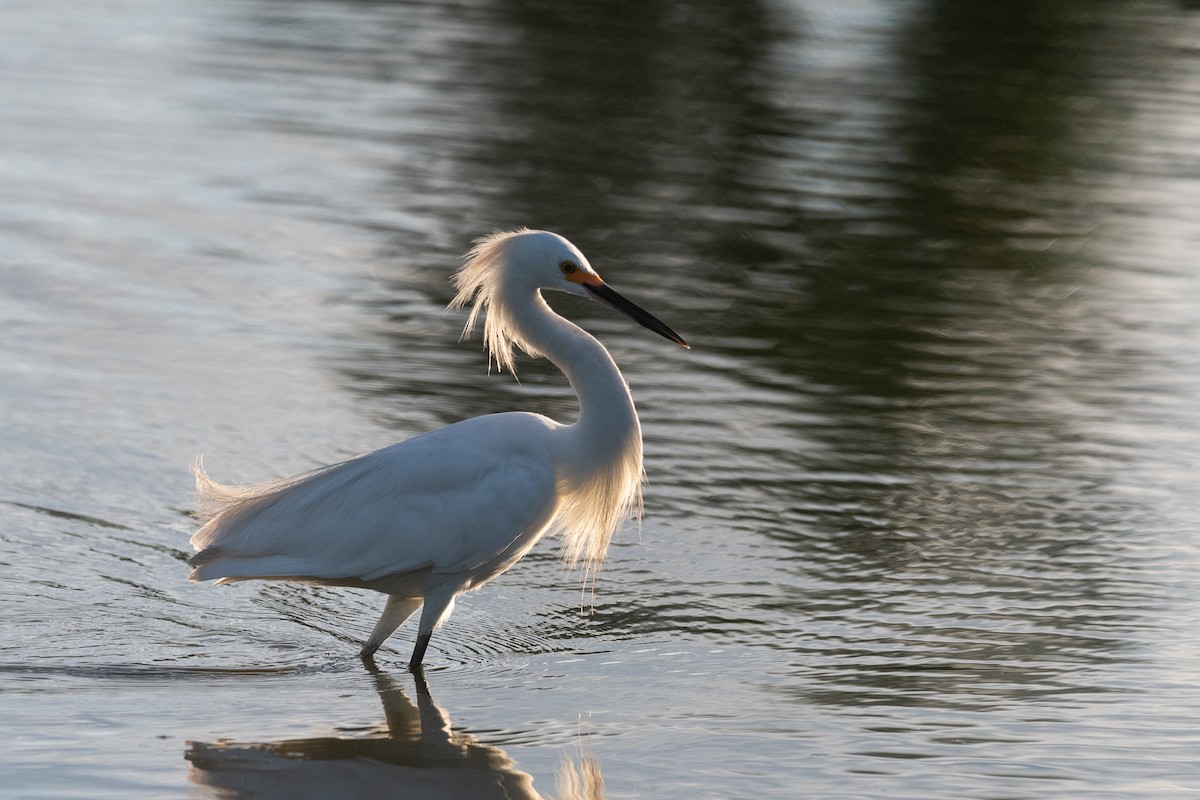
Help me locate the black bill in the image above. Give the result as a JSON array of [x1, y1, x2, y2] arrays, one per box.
[[585, 282, 689, 349]]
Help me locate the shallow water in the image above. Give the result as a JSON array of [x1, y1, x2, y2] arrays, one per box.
[[3, 0, 1200, 797]]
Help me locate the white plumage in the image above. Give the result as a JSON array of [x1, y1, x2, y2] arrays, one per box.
[[189, 229, 688, 669]]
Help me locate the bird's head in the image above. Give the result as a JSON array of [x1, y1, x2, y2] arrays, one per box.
[[491, 229, 602, 297], [450, 228, 688, 374]]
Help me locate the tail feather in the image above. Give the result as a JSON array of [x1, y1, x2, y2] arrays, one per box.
[[189, 456, 331, 552], [192, 456, 310, 522], [188, 455, 375, 583]]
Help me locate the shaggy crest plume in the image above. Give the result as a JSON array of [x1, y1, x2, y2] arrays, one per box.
[[449, 228, 536, 376]]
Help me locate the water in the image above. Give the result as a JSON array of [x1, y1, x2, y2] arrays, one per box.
[[2, 0, 1199, 797]]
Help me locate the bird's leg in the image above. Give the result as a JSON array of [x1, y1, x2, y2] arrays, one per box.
[[408, 633, 432, 672], [406, 585, 458, 670], [361, 595, 422, 659]]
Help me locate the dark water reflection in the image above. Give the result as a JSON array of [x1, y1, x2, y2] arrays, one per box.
[[187, 668, 602, 800], [2, 0, 1199, 797]]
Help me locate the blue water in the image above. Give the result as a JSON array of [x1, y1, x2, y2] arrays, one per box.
[[3, 1, 1199, 797]]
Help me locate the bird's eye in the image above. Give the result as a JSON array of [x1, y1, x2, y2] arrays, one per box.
[[559, 261, 576, 274]]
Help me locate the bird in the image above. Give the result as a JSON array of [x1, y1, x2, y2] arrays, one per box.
[[188, 229, 688, 670]]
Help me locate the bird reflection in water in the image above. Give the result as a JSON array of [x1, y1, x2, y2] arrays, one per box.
[[185, 668, 602, 800]]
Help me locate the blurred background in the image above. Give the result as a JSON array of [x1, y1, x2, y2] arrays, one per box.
[[1, 1, 1198, 797]]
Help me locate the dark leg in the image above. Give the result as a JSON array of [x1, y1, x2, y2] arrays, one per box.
[[408, 632, 432, 672], [407, 583, 457, 671]]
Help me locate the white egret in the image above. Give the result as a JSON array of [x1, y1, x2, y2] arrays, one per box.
[[189, 229, 688, 669]]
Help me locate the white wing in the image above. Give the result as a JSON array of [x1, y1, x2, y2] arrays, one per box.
[[190, 413, 562, 586]]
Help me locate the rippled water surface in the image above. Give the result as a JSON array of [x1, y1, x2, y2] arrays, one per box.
[[3, 1, 1200, 797]]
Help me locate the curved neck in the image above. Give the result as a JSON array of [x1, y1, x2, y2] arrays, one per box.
[[513, 288, 640, 446], [493, 280, 646, 573]]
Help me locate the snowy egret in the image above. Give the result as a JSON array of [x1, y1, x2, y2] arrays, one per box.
[[189, 229, 688, 669]]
